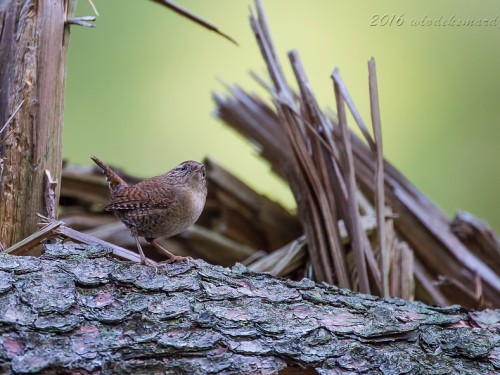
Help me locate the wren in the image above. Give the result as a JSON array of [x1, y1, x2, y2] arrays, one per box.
[[91, 156, 207, 265]]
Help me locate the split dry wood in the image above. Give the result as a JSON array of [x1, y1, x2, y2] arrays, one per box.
[[214, 85, 500, 309], [209, 0, 500, 310]]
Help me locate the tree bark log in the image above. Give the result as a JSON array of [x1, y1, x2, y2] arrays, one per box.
[[0, 0, 76, 250], [0, 243, 497, 374]]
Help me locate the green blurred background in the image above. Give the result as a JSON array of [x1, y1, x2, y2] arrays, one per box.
[[65, 1, 500, 231]]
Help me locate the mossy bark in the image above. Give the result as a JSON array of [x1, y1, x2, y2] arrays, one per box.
[[0, 243, 497, 374]]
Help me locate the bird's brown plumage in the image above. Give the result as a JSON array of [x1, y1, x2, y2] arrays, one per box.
[[91, 156, 207, 264]]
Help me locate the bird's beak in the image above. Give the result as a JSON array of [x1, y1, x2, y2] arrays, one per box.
[[193, 166, 205, 181]]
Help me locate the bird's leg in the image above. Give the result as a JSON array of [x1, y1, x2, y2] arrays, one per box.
[[148, 239, 191, 263], [133, 234, 154, 266]]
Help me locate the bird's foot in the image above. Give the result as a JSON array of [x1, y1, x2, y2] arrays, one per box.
[[141, 258, 160, 268], [149, 239, 194, 264]]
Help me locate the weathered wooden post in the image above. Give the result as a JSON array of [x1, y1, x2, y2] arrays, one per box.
[[0, 0, 77, 251]]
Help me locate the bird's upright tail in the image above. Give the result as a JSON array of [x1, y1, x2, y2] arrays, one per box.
[[91, 156, 128, 194]]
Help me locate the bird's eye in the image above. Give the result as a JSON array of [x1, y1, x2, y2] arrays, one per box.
[[180, 164, 188, 172]]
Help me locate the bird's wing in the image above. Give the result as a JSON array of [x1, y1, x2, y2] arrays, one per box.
[[106, 176, 176, 211], [138, 175, 178, 209], [105, 185, 153, 211]]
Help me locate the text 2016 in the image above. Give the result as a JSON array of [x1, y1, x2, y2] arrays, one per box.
[[370, 14, 404, 27]]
